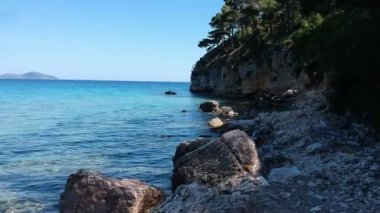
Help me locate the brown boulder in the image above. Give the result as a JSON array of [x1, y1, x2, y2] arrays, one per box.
[[171, 130, 261, 189], [60, 170, 165, 213]]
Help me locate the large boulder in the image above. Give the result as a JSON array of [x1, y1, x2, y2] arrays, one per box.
[[171, 130, 261, 189], [199, 100, 220, 112], [60, 170, 165, 213]]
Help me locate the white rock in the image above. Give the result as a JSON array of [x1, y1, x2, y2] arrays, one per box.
[[208, 117, 224, 129]]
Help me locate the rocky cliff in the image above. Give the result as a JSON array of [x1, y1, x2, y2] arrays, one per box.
[[190, 45, 311, 97]]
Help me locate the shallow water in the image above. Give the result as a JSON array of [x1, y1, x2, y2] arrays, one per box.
[[0, 80, 218, 212]]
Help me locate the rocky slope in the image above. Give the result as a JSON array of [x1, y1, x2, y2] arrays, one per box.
[[164, 90, 379, 212]]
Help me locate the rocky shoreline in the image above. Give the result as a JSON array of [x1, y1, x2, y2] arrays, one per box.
[[59, 89, 380, 213]]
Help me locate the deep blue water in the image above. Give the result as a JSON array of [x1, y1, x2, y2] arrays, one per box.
[[0, 80, 218, 212]]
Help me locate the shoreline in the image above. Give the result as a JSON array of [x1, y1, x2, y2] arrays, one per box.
[[59, 89, 380, 212]]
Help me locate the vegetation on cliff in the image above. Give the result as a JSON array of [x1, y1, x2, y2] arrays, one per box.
[[196, 0, 380, 125]]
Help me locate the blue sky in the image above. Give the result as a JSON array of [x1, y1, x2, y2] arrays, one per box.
[[0, 0, 223, 82]]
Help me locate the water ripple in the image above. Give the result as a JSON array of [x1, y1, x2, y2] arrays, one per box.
[[0, 80, 219, 212]]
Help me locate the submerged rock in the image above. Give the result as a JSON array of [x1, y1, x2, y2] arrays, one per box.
[[171, 130, 261, 189], [199, 100, 219, 112], [165, 90, 177, 95], [60, 170, 165, 213]]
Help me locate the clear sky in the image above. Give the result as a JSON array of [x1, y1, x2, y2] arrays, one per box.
[[0, 0, 223, 82]]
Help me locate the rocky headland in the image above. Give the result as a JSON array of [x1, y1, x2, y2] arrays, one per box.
[[0, 72, 58, 80]]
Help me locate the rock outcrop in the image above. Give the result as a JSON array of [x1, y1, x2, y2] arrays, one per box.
[[171, 130, 261, 189], [190, 47, 303, 97], [199, 101, 239, 120], [160, 130, 270, 212], [60, 170, 165, 213]]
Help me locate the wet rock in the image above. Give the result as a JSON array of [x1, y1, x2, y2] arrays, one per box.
[[60, 170, 165, 213], [181, 109, 188, 113], [268, 166, 301, 183], [165, 90, 177, 95], [171, 130, 261, 189], [199, 100, 220, 112], [208, 117, 224, 129]]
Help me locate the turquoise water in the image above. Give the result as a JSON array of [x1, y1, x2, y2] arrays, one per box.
[[0, 80, 218, 212]]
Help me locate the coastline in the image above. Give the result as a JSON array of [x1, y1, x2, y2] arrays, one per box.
[[59, 89, 380, 212]]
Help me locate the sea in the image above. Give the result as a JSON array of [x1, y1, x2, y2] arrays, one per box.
[[0, 80, 221, 212]]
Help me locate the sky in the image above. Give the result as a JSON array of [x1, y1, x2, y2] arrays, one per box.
[[0, 0, 223, 82]]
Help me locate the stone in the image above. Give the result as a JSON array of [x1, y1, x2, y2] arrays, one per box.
[[306, 143, 324, 154], [282, 89, 299, 98], [171, 130, 261, 189], [208, 117, 224, 129], [60, 170, 165, 213], [165, 90, 177, 95], [228, 110, 238, 118], [310, 206, 322, 212], [268, 166, 301, 183], [199, 100, 220, 112], [219, 106, 233, 114], [181, 109, 188, 113]]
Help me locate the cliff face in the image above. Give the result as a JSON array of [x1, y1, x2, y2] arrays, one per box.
[[190, 46, 307, 97]]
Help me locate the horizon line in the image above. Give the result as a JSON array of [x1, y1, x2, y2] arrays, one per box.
[[0, 78, 191, 83]]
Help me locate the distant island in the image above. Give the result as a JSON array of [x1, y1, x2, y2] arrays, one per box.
[[0, 72, 59, 80]]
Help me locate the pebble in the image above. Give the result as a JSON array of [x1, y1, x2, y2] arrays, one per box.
[[280, 192, 292, 198], [310, 206, 322, 212], [306, 143, 323, 154]]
